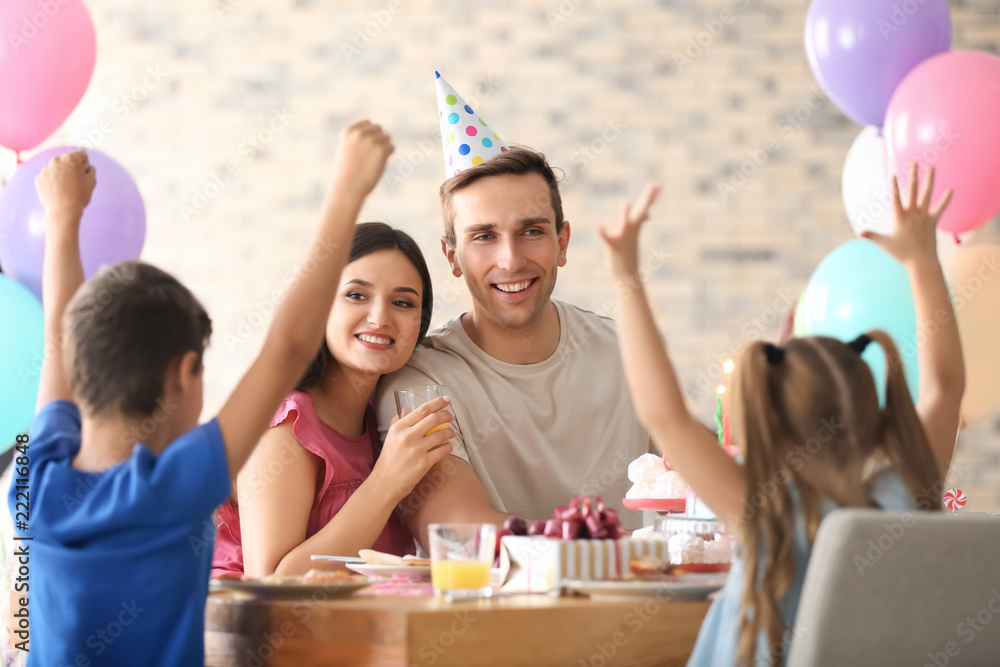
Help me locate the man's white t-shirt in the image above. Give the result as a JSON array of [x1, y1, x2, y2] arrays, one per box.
[[375, 300, 651, 530]]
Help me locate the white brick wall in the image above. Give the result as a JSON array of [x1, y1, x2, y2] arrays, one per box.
[[5, 0, 997, 509]]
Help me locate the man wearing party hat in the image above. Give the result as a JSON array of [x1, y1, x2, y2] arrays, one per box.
[[375, 73, 651, 544]]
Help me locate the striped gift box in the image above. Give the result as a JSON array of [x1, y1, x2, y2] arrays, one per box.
[[498, 536, 669, 594]]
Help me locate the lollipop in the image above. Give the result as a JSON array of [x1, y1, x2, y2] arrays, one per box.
[[943, 489, 966, 510]]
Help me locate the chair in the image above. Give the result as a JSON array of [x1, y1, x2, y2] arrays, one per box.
[[787, 509, 1000, 667]]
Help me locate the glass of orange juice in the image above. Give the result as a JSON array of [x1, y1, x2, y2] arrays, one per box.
[[394, 385, 455, 437], [428, 523, 496, 597]]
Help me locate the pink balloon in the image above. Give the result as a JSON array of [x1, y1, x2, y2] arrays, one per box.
[[884, 51, 1000, 235], [0, 0, 97, 152]]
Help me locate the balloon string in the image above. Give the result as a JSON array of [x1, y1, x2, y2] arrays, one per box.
[[15, 151, 23, 165], [953, 233, 961, 245]]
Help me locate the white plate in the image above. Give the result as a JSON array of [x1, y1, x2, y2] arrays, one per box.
[[564, 575, 727, 602], [346, 563, 432, 581], [311, 555, 366, 564], [210, 577, 372, 599]]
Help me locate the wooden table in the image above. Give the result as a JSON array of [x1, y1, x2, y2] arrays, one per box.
[[206, 589, 710, 667]]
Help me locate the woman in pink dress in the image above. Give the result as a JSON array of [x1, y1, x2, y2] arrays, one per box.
[[213, 222, 455, 576]]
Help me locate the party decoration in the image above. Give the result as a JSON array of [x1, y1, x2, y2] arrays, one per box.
[[0, 275, 44, 453], [435, 71, 508, 178], [541, 496, 625, 540], [842, 126, 892, 237], [0, 0, 97, 152], [796, 240, 919, 401], [943, 488, 966, 510], [885, 51, 1000, 235], [952, 244, 1000, 421], [0, 148, 146, 300], [804, 0, 951, 127]]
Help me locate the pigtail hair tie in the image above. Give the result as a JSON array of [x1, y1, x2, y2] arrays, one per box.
[[848, 334, 872, 355], [764, 343, 785, 365]]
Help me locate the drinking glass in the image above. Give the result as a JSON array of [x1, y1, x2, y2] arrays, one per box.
[[428, 523, 496, 597], [394, 385, 454, 436]]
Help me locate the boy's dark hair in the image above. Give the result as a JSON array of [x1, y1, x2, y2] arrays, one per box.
[[63, 261, 212, 418], [296, 221, 433, 391], [438, 146, 565, 246]]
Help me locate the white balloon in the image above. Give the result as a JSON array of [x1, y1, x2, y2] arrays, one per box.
[[842, 126, 892, 237]]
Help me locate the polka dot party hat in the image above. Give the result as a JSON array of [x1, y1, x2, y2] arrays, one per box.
[[435, 71, 509, 178]]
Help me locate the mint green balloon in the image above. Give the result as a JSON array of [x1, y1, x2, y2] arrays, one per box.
[[0, 275, 43, 452], [797, 240, 918, 403]]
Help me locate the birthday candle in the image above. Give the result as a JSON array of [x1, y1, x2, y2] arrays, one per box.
[[722, 359, 734, 450], [715, 386, 725, 445]]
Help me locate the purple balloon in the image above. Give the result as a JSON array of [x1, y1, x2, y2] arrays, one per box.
[[0, 147, 145, 300], [805, 0, 951, 127]]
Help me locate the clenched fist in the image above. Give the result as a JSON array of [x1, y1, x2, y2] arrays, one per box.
[[329, 120, 394, 200], [36, 150, 97, 227]]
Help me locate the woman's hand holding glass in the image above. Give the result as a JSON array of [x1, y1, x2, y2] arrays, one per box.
[[371, 396, 455, 503]]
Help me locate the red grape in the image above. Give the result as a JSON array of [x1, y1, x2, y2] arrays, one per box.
[[503, 516, 528, 536]]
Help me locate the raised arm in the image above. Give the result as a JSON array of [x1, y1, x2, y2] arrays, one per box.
[[34, 151, 97, 411], [599, 185, 746, 525], [860, 163, 963, 475], [217, 121, 393, 482]]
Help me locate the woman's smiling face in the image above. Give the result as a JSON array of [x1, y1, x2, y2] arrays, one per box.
[[325, 248, 425, 377]]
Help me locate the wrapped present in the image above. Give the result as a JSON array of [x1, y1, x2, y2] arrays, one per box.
[[498, 536, 669, 594]]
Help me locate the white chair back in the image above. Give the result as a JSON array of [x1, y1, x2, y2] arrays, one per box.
[[788, 509, 1000, 667]]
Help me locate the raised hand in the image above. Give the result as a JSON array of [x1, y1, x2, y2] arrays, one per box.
[[372, 396, 455, 503], [598, 183, 662, 281], [329, 120, 394, 200], [36, 150, 97, 225], [860, 162, 953, 269]]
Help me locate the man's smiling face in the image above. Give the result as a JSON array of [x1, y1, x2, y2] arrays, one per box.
[[444, 172, 570, 332]]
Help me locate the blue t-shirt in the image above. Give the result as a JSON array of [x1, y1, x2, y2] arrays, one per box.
[[8, 401, 231, 666], [687, 470, 916, 667]]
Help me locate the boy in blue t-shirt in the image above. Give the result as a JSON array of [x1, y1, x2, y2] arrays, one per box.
[[8, 121, 395, 666]]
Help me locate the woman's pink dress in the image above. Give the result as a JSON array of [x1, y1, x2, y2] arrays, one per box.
[[212, 391, 415, 576]]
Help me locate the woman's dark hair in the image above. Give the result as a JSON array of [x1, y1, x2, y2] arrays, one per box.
[[296, 221, 433, 391]]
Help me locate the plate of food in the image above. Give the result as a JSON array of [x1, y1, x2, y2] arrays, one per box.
[[210, 569, 372, 598], [346, 562, 431, 581], [631, 556, 731, 576], [564, 575, 727, 602], [343, 549, 432, 581], [622, 498, 686, 512]]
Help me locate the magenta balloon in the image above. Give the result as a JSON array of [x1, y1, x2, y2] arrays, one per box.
[[885, 51, 1000, 235], [805, 0, 951, 128], [0, 148, 146, 300], [0, 0, 97, 152]]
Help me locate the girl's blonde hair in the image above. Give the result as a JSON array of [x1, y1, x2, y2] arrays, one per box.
[[731, 331, 942, 665]]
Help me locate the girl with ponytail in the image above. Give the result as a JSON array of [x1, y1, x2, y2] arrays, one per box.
[[599, 163, 963, 667]]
